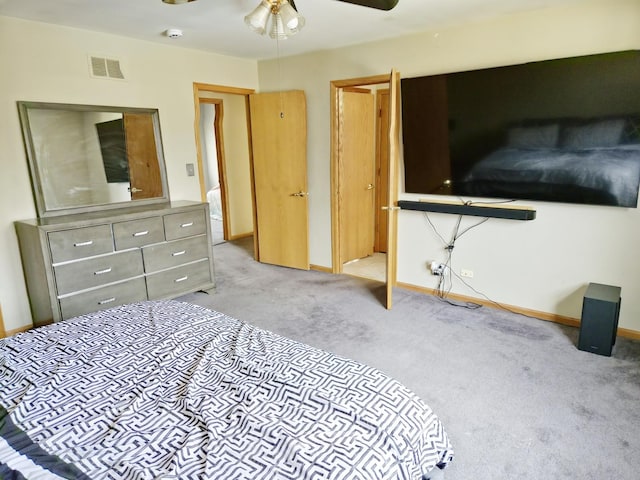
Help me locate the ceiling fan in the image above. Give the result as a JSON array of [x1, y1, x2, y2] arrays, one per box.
[[335, 0, 399, 10], [162, 0, 399, 11], [162, 0, 399, 39]]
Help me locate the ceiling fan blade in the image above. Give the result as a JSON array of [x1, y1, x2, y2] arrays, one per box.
[[335, 0, 399, 10]]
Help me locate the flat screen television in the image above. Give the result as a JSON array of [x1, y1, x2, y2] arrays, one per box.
[[401, 50, 640, 207], [95, 118, 129, 183]]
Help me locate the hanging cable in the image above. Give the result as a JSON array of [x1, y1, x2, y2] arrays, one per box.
[[424, 211, 489, 308], [423, 209, 539, 316]]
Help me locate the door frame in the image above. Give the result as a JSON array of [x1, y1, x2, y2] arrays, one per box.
[[192, 82, 258, 256], [330, 74, 393, 274]]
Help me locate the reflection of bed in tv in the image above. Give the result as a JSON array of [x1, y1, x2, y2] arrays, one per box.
[[457, 144, 640, 207]]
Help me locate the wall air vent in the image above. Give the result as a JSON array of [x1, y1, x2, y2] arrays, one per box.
[[89, 55, 125, 80]]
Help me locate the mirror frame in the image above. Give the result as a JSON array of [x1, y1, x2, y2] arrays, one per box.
[[17, 101, 170, 218]]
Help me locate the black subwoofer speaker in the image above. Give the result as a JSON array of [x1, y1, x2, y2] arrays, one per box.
[[578, 283, 621, 357]]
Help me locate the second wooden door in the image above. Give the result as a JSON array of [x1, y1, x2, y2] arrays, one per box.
[[341, 89, 376, 264]]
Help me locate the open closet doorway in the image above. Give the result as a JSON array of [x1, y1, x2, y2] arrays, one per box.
[[332, 80, 391, 283], [331, 71, 400, 309]]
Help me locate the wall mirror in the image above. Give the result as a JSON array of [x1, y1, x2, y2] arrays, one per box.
[[17, 101, 170, 218]]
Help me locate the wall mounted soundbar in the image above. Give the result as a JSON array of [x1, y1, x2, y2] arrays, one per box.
[[398, 200, 536, 221]]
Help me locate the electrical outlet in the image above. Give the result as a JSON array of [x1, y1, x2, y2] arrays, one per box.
[[461, 269, 474, 278], [186, 163, 195, 176], [430, 261, 446, 276]]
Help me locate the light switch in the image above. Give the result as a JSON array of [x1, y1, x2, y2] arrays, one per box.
[[186, 163, 195, 176]]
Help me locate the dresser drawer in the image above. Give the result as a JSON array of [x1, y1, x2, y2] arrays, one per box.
[[164, 209, 206, 241], [54, 250, 144, 296], [142, 235, 209, 273], [146, 260, 212, 299], [113, 216, 165, 250], [59, 277, 147, 319], [17, 202, 215, 325], [48, 225, 113, 263]]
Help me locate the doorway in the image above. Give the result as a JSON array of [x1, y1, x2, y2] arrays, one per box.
[[198, 99, 225, 245], [192, 83, 310, 271], [331, 77, 392, 283], [192, 83, 256, 254]]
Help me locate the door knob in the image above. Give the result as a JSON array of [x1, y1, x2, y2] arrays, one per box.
[[367, 184, 375, 190], [129, 187, 143, 193], [290, 191, 309, 197]]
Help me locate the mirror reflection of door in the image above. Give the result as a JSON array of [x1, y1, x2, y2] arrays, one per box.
[[123, 113, 163, 200]]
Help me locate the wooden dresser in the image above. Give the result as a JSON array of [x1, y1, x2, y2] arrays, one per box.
[[15, 201, 215, 326]]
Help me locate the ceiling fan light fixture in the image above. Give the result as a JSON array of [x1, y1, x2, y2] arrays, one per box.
[[246, 0, 305, 40], [244, 0, 272, 35], [269, 13, 287, 40], [279, 1, 305, 32]]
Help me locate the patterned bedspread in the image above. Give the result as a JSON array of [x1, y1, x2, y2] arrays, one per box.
[[0, 300, 453, 479]]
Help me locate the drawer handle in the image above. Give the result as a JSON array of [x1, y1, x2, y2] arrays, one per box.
[[174, 276, 188, 283], [180, 222, 194, 228], [94, 268, 112, 275], [74, 240, 93, 247], [172, 250, 186, 257], [98, 297, 116, 305], [133, 231, 149, 237]]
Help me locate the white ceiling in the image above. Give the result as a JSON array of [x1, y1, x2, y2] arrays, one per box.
[[0, 0, 587, 60]]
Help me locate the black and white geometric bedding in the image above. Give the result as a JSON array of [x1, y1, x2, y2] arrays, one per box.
[[0, 300, 453, 479]]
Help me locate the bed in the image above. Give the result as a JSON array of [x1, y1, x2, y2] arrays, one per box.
[[456, 118, 640, 207], [0, 300, 453, 479]]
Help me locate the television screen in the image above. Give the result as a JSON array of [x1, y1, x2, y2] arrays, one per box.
[[95, 118, 129, 183], [401, 50, 640, 207]]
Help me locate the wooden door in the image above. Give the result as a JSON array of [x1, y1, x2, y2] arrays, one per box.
[[375, 89, 390, 253], [341, 89, 376, 264], [385, 70, 400, 309], [249, 90, 309, 270], [123, 113, 163, 200]]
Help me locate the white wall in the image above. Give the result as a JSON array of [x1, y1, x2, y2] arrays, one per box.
[[256, 0, 640, 331], [0, 16, 258, 331]]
